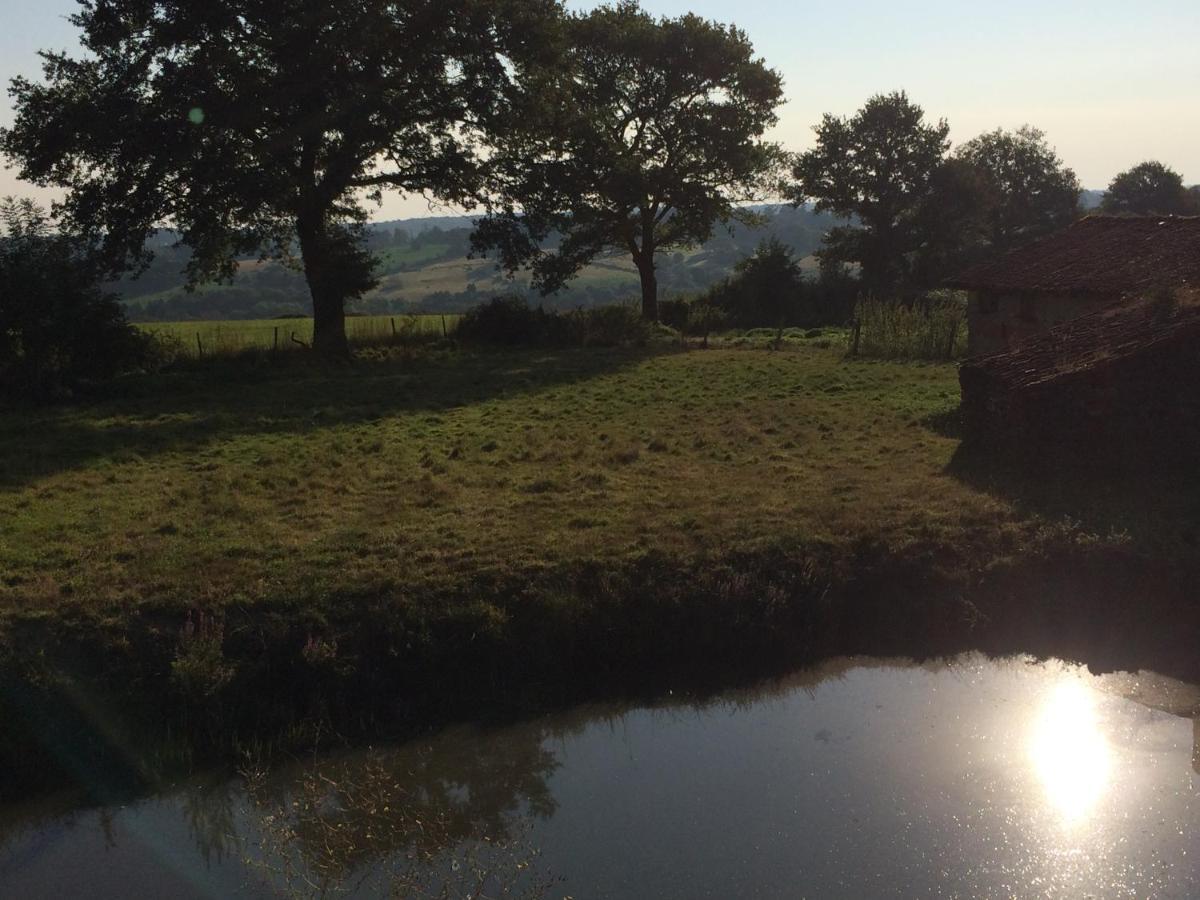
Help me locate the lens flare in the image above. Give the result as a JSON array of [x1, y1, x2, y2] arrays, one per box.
[[1029, 679, 1112, 825]]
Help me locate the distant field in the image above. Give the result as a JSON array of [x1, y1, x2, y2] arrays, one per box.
[[140, 314, 459, 356], [370, 254, 641, 303], [123, 254, 643, 314], [374, 242, 458, 273]]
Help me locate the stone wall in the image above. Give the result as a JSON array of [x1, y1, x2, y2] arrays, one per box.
[[966, 290, 1114, 357]]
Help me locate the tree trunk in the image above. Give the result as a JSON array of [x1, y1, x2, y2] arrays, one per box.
[[297, 217, 350, 359], [310, 280, 349, 359], [636, 255, 659, 323]]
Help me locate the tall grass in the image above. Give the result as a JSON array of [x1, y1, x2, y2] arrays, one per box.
[[139, 314, 459, 358], [853, 291, 968, 360]]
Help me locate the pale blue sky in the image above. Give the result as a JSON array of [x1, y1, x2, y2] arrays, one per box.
[[3, 0, 1198, 220]]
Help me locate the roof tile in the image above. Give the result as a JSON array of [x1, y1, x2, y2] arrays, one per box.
[[947, 216, 1200, 294]]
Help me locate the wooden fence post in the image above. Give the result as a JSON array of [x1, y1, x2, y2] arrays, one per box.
[[273, 326, 279, 352], [441, 315, 448, 339], [196, 333, 204, 358]]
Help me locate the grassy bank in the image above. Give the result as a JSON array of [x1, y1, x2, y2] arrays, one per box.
[[1, 342, 1197, 797]]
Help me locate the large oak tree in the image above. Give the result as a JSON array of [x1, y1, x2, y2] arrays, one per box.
[[955, 126, 1081, 253], [1, 0, 561, 356], [472, 1, 784, 322]]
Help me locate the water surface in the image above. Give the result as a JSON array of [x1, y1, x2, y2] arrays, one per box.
[[2, 654, 1197, 897]]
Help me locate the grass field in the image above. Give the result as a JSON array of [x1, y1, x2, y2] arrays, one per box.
[[1, 344, 949, 605], [369, 254, 641, 303], [373, 242, 459, 273], [0, 340, 1156, 616], [140, 314, 460, 357], [122, 254, 643, 315]]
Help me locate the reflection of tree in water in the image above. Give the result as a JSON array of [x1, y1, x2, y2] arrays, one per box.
[[179, 777, 241, 868], [240, 723, 563, 898], [21, 653, 1189, 897]]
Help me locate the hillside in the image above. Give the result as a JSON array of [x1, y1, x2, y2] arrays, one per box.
[[118, 206, 835, 321]]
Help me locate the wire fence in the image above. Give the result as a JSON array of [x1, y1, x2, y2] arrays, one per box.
[[138, 314, 460, 358]]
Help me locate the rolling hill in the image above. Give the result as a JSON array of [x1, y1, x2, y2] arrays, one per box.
[[117, 206, 835, 322]]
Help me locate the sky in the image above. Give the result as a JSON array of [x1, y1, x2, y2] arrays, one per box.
[[2, 0, 1198, 221]]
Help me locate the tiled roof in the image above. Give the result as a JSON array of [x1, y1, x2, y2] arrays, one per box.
[[960, 290, 1200, 390], [947, 216, 1200, 294]]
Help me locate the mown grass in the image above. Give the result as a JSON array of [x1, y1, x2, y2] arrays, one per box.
[[0, 344, 1000, 614], [138, 314, 459, 357], [3, 339, 1192, 619]]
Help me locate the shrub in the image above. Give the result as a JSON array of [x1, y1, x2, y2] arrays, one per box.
[[457, 296, 650, 348], [0, 199, 154, 401], [685, 299, 727, 347], [171, 610, 235, 700], [455, 295, 570, 346], [699, 239, 855, 330], [853, 290, 968, 360], [142, 329, 189, 368], [569, 303, 650, 347], [658, 297, 691, 331]]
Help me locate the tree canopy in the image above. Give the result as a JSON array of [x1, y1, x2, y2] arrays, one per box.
[[787, 91, 950, 296], [471, 0, 785, 321], [789, 100, 1094, 294], [1, 0, 562, 355], [1101, 161, 1195, 216], [955, 126, 1081, 252]]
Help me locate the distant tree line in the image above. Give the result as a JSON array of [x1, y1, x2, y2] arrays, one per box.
[[786, 95, 1084, 299], [1099, 161, 1200, 217], [782, 93, 1198, 306]]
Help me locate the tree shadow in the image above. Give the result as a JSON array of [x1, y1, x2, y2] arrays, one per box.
[[0, 346, 671, 489]]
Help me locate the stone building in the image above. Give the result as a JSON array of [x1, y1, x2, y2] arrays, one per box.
[[958, 290, 1200, 464], [947, 216, 1200, 357]]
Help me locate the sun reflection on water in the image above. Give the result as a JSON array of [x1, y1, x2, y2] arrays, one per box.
[[1029, 679, 1113, 825]]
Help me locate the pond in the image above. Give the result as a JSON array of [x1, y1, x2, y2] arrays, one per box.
[[2, 654, 1198, 898]]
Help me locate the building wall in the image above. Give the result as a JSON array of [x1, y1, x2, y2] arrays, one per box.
[[960, 327, 1200, 466], [966, 291, 1113, 357]]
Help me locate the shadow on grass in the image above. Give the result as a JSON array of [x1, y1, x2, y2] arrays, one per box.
[[946, 440, 1200, 554], [919, 405, 962, 440], [0, 345, 672, 489]]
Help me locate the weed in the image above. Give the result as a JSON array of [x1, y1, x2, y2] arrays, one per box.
[[171, 610, 235, 699], [301, 633, 340, 668], [853, 291, 968, 360]]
